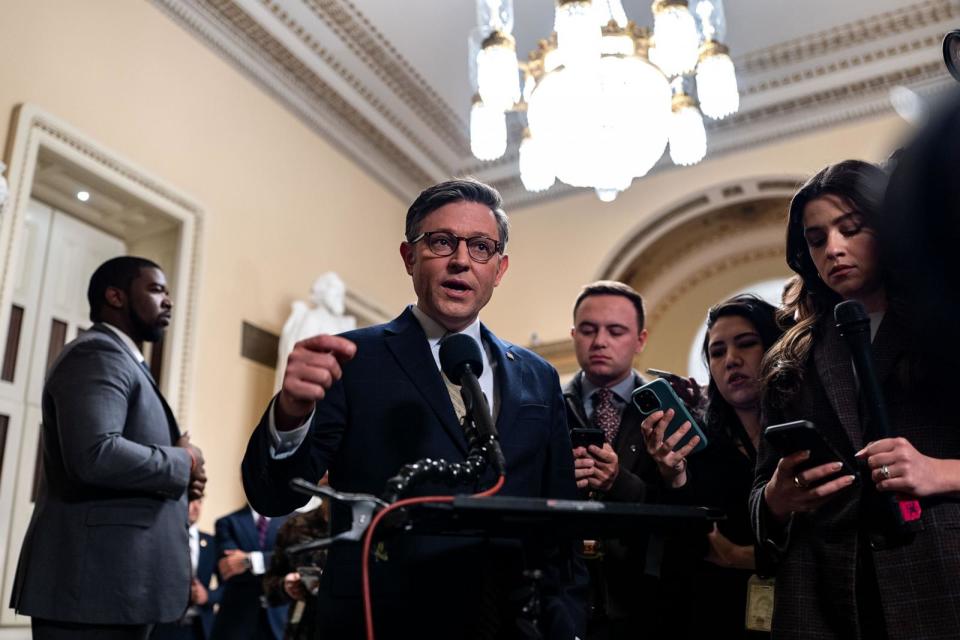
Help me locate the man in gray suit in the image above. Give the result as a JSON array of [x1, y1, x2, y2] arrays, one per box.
[[9, 256, 206, 640]]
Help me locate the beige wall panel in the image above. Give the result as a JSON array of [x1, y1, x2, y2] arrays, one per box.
[[0, 0, 410, 528], [490, 113, 909, 348]]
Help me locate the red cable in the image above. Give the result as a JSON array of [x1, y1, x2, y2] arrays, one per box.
[[361, 474, 506, 640]]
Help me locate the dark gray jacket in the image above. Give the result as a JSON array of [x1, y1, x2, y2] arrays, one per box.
[[10, 324, 192, 624]]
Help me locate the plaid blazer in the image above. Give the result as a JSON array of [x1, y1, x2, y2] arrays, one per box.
[[750, 310, 960, 640]]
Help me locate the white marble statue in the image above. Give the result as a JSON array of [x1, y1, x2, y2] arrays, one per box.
[[275, 272, 356, 392]]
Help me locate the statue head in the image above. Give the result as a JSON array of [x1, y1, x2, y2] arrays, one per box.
[[309, 272, 347, 315]]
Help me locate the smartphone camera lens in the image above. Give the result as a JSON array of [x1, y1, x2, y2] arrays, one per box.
[[635, 389, 660, 413]]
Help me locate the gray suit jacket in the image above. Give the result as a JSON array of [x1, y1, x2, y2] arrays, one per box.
[[10, 323, 193, 624]]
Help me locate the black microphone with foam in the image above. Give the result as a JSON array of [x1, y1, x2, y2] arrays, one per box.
[[439, 333, 506, 476], [834, 300, 923, 536]]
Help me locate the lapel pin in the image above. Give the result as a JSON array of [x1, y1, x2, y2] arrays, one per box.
[[200, 539, 207, 547], [506, 351, 515, 361]]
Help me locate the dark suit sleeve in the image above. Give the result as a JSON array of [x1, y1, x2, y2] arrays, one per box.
[[201, 534, 223, 610], [242, 382, 347, 516], [539, 371, 589, 639], [47, 341, 191, 497], [214, 516, 239, 556], [749, 406, 792, 572]]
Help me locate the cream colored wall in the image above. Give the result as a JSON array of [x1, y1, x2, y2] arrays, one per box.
[[488, 113, 910, 347], [0, 0, 412, 530]]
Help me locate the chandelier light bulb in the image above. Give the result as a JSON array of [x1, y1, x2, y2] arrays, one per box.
[[595, 187, 620, 202], [477, 30, 520, 110], [669, 94, 706, 166], [470, 96, 507, 161], [555, 0, 601, 72], [696, 42, 739, 119], [519, 130, 556, 192], [651, 0, 700, 77]]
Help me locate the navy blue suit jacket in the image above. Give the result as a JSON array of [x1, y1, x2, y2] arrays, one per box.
[[196, 531, 220, 638], [241, 307, 584, 639], [210, 508, 289, 640]]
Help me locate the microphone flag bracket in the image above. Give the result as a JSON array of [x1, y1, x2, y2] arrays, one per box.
[[285, 479, 388, 556]]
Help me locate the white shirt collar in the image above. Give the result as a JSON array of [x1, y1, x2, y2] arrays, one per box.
[[101, 322, 145, 363], [409, 305, 483, 349]]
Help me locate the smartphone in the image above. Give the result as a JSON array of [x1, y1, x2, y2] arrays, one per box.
[[631, 378, 708, 454], [763, 420, 853, 485], [645, 367, 684, 383], [570, 427, 605, 449]]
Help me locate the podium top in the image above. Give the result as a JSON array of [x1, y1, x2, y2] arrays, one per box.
[[404, 495, 725, 540]]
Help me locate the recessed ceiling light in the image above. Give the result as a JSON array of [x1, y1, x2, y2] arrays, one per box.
[[76, 191, 90, 202]]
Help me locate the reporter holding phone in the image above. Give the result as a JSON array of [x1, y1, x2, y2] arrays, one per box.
[[642, 295, 782, 639], [750, 160, 960, 639], [564, 281, 688, 640]]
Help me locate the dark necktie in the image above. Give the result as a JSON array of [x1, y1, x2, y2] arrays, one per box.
[[592, 388, 620, 444], [256, 515, 269, 549]]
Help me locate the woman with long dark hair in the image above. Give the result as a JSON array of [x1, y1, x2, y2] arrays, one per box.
[[749, 159, 960, 639], [642, 294, 782, 638]]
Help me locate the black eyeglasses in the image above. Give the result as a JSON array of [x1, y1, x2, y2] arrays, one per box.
[[409, 231, 503, 263]]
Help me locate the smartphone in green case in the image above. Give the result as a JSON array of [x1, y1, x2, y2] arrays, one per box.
[[631, 378, 708, 454]]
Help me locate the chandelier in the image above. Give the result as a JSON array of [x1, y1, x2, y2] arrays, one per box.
[[469, 0, 740, 202]]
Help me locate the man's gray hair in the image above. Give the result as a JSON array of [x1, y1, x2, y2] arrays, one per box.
[[404, 178, 510, 251]]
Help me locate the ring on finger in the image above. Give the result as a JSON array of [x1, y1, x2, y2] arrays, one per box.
[[880, 464, 891, 480], [793, 475, 806, 490]]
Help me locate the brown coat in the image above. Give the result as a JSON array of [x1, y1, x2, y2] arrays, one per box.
[[750, 310, 960, 639]]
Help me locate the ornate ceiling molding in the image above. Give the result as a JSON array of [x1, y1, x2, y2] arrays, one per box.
[[738, 0, 957, 74], [154, 0, 958, 208], [152, 0, 434, 198], [292, 0, 470, 156]]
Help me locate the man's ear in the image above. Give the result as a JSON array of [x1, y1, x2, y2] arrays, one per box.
[[103, 286, 126, 310], [635, 328, 649, 355], [399, 242, 416, 275]]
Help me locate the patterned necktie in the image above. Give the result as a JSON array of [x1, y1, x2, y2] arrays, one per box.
[[592, 388, 620, 444], [256, 514, 269, 549]]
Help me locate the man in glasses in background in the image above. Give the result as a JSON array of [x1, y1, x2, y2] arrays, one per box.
[[242, 178, 585, 640]]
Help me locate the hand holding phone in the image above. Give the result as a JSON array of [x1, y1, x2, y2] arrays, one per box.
[[762, 421, 857, 523], [632, 379, 708, 454]]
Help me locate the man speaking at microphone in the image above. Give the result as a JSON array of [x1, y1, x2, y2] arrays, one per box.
[[242, 179, 584, 639]]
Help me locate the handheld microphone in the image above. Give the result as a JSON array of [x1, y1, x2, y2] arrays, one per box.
[[834, 300, 922, 531], [439, 334, 506, 476]]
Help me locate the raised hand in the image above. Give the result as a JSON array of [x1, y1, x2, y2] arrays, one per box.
[[640, 408, 700, 488], [276, 334, 357, 428]]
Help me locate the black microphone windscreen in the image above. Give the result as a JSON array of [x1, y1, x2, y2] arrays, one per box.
[[439, 334, 484, 385], [834, 299, 870, 335]]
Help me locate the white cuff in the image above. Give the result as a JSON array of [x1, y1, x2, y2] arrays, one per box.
[[249, 551, 265, 575], [268, 397, 313, 460]]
